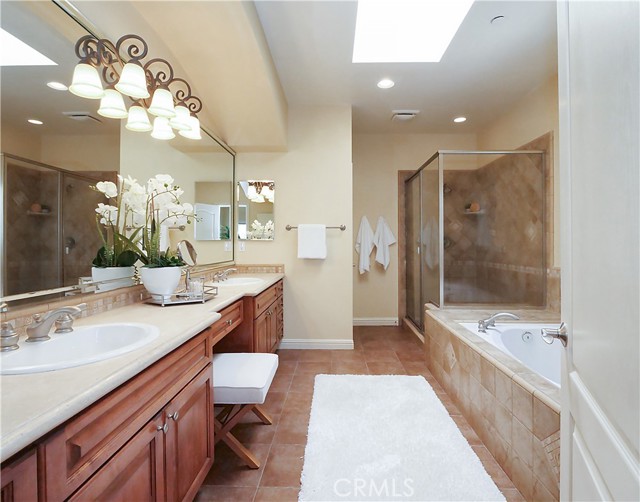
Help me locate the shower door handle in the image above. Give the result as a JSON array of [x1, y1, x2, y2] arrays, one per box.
[[65, 236, 76, 255]]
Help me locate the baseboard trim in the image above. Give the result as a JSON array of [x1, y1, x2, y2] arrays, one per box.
[[353, 317, 399, 326], [278, 339, 354, 350]]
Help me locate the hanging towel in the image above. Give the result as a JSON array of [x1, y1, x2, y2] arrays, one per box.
[[355, 216, 374, 274], [373, 216, 396, 270], [297, 224, 327, 259]]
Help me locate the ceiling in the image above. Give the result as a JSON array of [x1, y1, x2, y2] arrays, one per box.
[[255, 0, 558, 134]]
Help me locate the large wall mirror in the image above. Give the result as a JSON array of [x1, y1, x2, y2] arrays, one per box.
[[0, 1, 235, 300]]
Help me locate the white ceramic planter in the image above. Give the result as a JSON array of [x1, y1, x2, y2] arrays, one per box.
[[91, 266, 136, 292], [139, 267, 182, 300]]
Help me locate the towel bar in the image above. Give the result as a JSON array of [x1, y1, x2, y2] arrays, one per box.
[[286, 224, 346, 231]]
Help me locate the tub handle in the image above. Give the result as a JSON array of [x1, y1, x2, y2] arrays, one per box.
[[541, 322, 568, 347]]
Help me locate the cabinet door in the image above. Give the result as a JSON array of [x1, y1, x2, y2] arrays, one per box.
[[69, 415, 165, 502], [165, 365, 214, 502], [275, 296, 284, 343], [0, 449, 37, 502], [254, 309, 269, 353]]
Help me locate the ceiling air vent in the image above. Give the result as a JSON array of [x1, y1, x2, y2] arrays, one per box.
[[62, 111, 102, 124], [391, 110, 420, 122]]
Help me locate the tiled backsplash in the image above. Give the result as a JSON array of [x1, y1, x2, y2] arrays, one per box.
[[1, 264, 284, 337]]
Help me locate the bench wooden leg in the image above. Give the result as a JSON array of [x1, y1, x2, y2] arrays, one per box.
[[214, 404, 266, 469]]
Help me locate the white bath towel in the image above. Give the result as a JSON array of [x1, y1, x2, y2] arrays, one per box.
[[373, 216, 396, 270], [355, 216, 374, 274], [297, 224, 327, 259]]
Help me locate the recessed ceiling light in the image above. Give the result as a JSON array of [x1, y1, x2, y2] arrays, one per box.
[[377, 78, 395, 89], [47, 81, 68, 91], [0, 28, 57, 67], [353, 0, 474, 63], [453, 116, 467, 123], [27, 119, 44, 125]]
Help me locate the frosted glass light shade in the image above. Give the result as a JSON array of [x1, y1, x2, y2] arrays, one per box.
[[126, 105, 153, 132], [178, 115, 201, 140], [148, 87, 175, 118], [246, 184, 258, 200], [151, 117, 175, 140], [69, 63, 104, 99], [169, 105, 191, 131], [97, 89, 128, 119], [115, 62, 149, 99]]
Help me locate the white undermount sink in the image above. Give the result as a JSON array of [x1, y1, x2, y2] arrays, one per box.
[[0, 323, 159, 375], [216, 277, 265, 287]]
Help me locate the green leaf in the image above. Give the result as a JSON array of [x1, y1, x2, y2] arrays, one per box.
[[116, 249, 139, 267]]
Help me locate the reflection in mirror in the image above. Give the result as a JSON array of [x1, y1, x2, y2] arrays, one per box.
[[237, 181, 275, 240], [194, 182, 232, 241], [177, 240, 197, 267], [0, 1, 235, 303]]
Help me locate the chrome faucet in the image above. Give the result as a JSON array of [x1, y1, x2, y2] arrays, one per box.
[[25, 304, 87, 342], [477, 312, 520, 333], [214, 268, 237, 282]]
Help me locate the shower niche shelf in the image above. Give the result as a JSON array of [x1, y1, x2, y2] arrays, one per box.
[[463, 209, 485, 215], [26, 211, 53, 216]]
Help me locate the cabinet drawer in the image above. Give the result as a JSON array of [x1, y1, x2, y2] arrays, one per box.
[[254, 282, 279, 318], [209, 300, 243, 347], [41, 329, 210, 501]]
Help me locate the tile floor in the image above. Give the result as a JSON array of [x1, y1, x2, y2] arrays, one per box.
[[196, 326, 524, 501]]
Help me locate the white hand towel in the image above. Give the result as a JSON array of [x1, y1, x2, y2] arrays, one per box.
[[373, 216, 396, 270], [297, 224, 327, 259], [355, 216, 374, 274]]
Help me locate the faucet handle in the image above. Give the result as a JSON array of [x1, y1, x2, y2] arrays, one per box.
[[55, 313, 75, 334]]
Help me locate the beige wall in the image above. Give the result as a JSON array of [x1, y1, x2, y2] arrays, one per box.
[[477, 74, 560, 266], [1, 125, 42, 160], [236, 106, 353, 345], [352, 132, 477, 321], [40, 133, 120, 172]]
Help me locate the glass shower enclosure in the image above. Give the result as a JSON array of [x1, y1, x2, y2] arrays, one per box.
[[405, 150, 546, 331]]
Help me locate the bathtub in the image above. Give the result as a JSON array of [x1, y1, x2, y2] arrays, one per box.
[[459, 322, 562, 387]]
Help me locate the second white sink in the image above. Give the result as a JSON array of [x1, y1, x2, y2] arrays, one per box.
[[0, 323, 159, 375], [216, 277, 264, 287]]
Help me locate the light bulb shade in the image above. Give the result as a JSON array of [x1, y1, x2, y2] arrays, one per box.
[[115, 62, 150, 99], [178, 115, 202, 140], [126, 105, 153, 132], [246, 185, 258, 200], [169, 105, 191, 131], [148, 87, 176, 118], [151, 116, 175, 140], [69, 63, 104, 99], [97, 88, 128, 119]]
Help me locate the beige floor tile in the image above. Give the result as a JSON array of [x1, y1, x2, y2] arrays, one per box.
[[366, 360, 406, 375], [194, 485, 257, 501], [294, 361, 332, 374], [254, 487, 299, 502], [204, 443, 271, 487], [260, 444, 305, 487]]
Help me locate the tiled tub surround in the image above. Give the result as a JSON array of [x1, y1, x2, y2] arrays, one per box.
[[0, 272, 283, 462], [425, 307, 561, 501]]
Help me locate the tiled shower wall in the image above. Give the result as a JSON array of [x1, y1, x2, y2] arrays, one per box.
[[443, 133, 557, 308]]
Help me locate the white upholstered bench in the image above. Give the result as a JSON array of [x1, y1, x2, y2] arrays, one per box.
[[212, 352, 279, 469]]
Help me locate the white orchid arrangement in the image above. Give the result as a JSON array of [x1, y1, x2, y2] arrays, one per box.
[[247, 219, 274, 239], [93, 174, 194, 268]]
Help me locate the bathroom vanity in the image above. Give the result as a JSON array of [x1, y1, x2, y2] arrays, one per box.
[[0, 274, 283, 502]]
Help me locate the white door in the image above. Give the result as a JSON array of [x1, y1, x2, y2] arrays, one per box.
[[558, 1, 639, 500]]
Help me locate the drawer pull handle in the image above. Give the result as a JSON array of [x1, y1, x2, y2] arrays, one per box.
[[168, 411, 179, 421], [226, 319, 233, 326], [157, 423, 168, 434]]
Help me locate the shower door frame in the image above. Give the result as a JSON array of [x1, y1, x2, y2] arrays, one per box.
[[402, 149, 546, 331]]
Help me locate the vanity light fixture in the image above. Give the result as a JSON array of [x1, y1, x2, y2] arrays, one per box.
[[453, 116, 467, 123], [69, 34, 202, 140], [27, 119, 44, 125], [46, 81, 68, 91], [377, 78, 395, 89]]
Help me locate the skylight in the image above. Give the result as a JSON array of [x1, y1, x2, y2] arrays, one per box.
[[353, 0, 474, 63], [0, 28, 57, 66]]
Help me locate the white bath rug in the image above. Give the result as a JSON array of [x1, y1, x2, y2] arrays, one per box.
[[299, 375, 505, 501]]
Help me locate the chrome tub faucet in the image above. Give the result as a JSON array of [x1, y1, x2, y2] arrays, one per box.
[[25, 303, 87, 342], [477, 312, 520, 333]]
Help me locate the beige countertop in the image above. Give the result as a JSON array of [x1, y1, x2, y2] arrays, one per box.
[[0, 273, 283, 463]]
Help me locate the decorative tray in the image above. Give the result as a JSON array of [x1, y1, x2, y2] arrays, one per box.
[[146, 285, 218, 307]]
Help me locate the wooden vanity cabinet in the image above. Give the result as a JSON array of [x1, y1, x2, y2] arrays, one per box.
[[214, 280, 284, 354], [38, 327, 214, 501], [0, 448, 38, 502]]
